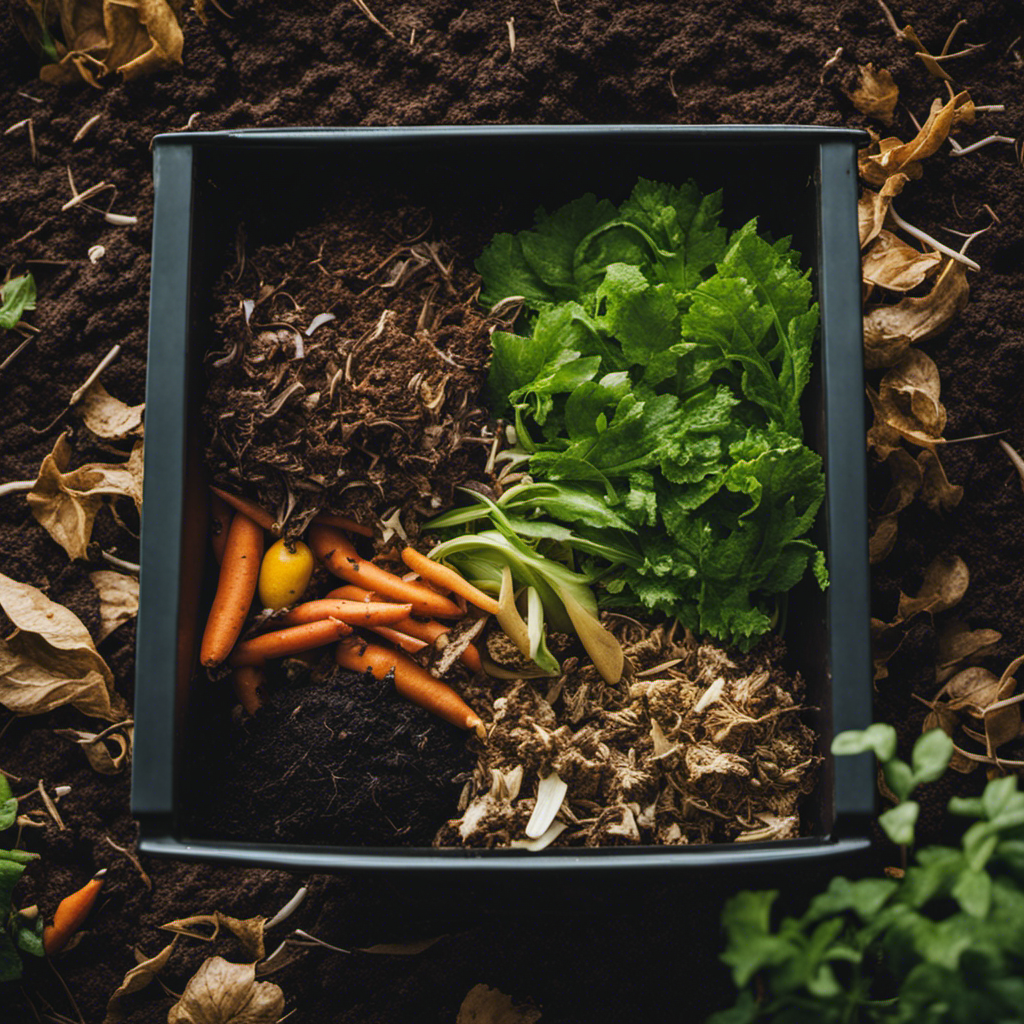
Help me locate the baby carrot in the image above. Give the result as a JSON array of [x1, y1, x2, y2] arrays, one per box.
[[308, 525, 462, 619], [200, 512, 264, 668], [336, 638, 484, 736], [400, 547, 500, 615], [210, 486, 279, 534], [325, 585, 375, 602], [233, 665, 266, 714], [229, 617, 352, 667], [277, 599, 414, 627], [43, 869, 106, 956], [210, 492, 233, 565], [370, 625, 429, 655], [313, 513, 374, 538]]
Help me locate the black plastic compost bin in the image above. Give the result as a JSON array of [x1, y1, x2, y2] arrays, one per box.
[[134, 125, 874, 875]]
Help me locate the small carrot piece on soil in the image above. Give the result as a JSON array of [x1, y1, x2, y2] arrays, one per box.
[[336, 638, 484, 735], [210, 492, 233, 566], [312, 513, 374, 538], [229, 617, 353, 667], [277, 599, 413, 627], [400, 547, 501, 615], [200, 512, 265, 667], [233, 665, 266, 715], [308, 525, 462, 619], [43, 869, 107, 956], [210, 486, 278, 534]]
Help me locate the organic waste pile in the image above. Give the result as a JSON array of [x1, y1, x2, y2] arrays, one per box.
[[194, 177, 824, 850]]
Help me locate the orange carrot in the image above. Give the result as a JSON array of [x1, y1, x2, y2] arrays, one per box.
[[401, 547, 501, 615], [233, 665, 266, 715], [229, 617, 352, 667], [210, 486, 278, 534], [43, 869, 106, 956], [200, 512, 265, 667], [313, 513, 374, 538], [308, 525, 462, 619], [277, 599, 413, 627], [336, 638, 484, 735], [370, 625, 429, 655], [210, 492, 233, 566], [326, 585, 376, 602]]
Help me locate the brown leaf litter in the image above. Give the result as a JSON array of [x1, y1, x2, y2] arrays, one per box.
[[847, 63, 899, 124], [437, 624, 819, 848], [167, 956, 283, 1024], [204, 199, 497, 538]]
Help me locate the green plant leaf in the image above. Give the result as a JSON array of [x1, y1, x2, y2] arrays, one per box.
[[831, 723, 898, 762], [880, 800, 920, 846], [0, 274, 36, 330], [884, 758, 916, 804], [983, 775, 1021, 822], [14, 915, 44, 958], [804, 876, 899, 925], [953, 868, 993, 918], [911, 729, 954, 787]]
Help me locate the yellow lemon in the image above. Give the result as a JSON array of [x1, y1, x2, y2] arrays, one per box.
[[258, 539, 314, 610]]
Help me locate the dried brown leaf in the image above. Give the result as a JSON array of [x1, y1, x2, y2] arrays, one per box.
[[0, 571, 126, 721], [880, 350, 946, 437], [938, 666, 1001, 716], [54, 723, 132, 774], [903, 25, 953, 82], [897, 553, 969, 621], [871, 616, 905, 681], [917, 449, 963, 513], [879, 448, 923, 516], [859, 138, 923, 187], [26, 433, 143, 560], [937, 620, 1002, 673], [89, 570, 139, 641], [848, 63, 899, 124], [869, 515, 899, 564], [862, 231, 942, 292], [103, 937, 176, 1024], [161, 912, 266, 961], [867, 388, 938, 450], [457, 984, 542, 1024], [167, 957, 283, 1024], [863, 260, 969, 370], [78, 382, 145, 439], [859, 175, 909, 248]]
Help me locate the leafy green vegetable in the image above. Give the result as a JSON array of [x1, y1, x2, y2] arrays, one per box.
[[0, 274, 36, 330], [472, 179, 826, 648], [0, 780, 42, 983]]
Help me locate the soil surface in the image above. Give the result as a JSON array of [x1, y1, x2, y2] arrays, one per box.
[[2, 1, 1024, 1021]]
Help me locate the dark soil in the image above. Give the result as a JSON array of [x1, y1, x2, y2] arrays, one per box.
[[2, 1, 1024, 1021]]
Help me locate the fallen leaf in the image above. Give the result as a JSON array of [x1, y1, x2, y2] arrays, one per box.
[[879, 448, 922, 516], [869, 515, 899, 564], [917, 449, 963, 513], [54, 723, 132, 774], [848, 63, 899, 123], [903, 25, 952, 82], [16, 0, 183, 86], [871, 616, 906, 681], [859, 175, 909, 248], [167, 957, 283, 1024], [867, 387, 939, 450], [457, 984, 542, 1024], [0, 571, 126, 721], [26, 433, 143, 560], [862, 231, 942, 292], [880, 350, 946, 437], [78, 382, 144, 439], [938, 666, 1002, 715], [89, 570, 139, 641], [863, 260, 969, 370], [103, 938, 176, 1023], [986, 654, 1024, 754], [358, 935, 445, 955], [859, 138, 923, 188], [897, 553, 969, 621], [161, 912, 266, 961], [866, 407, 905, 461]]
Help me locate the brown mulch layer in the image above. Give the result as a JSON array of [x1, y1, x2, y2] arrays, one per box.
[[1, 1, 1023, 1021]]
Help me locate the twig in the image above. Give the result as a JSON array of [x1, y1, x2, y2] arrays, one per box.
[[349, 0, 395, 39], [924, 43, 987, 62], [949, 134, 1016, 157], [887, 206, 981, 271], [69, 343, 121, 405], [873, 0, 905, 40], [999, 440, 1024, 494], [38, 780, 66, 831], [0, 479, 34, 498], [290, 929, 351, 954], [17, 91, 43, 104], [46, 959, 85, 1024], [100, 550, 140, 573], [12, 217, 53, 245], [820, 45, 843, 85], [266, 886, 308, 929], [104, 835, 152, 890], [0, 336, 34, 373], [72, 114, 102, 144], [62, 177, 113, 212], [507, 17, 516, 55], [939, 18, 966, 56], [974, 104, 1005, 112]]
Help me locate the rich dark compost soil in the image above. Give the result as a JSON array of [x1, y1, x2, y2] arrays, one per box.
[[2, 1, 1024, 1021]]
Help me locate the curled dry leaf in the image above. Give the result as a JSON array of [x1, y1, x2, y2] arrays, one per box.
[[917, 449, 962, 513], [847, 63, 899, 124], [167, 957, 283, 1024], [161, 912, 266, 961], [897, 553, 969, 621], [78, 382, 144, 440], [89, 570, 139, 641], [457, 984, 542, 1024], [27, 433, 143, 561], [869, 448, 921, 565], [938, 666, 1003, 716], [858, 174, 909, 248], [880, 350, 946, 438], [869, 515, 899, 564], [937, 620, 1002, 682], [867, 387, 939, 450], [103, 937, 176, 1024], [871, 616, 906, 682], [54, 723, 132, 774], [15, 0, 184, 86], [0, 571, 126, 721], [863, 260, 969, 370], [862, 231, 941, 292]]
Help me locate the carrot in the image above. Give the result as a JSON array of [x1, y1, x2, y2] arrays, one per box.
[[313, 513, 374, 538], [210, 486, 279, 534], [369, 625, 429, 655], [277, 599, 414, 627], [308, 525, 462, 619], [43, 869, 106, 956], [210, 492, 233, 566], [229, 617, 352, 667], [401, 547, 501, 615], [233, 665, 266, 715], [200, 512, 265, 667], [326, 585, 375, 602], [336, 638, 484, 736]]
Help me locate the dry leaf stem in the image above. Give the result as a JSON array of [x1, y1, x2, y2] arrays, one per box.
[[887, 207, 981, 271], [0, 479, 34, 498]]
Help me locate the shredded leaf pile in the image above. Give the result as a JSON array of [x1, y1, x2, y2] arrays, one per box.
[[204, 200, 495, 537], [437, 624, 819, 848]]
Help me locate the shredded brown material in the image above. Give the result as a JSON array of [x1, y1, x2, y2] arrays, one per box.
[[437, 624, 820, 847]]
